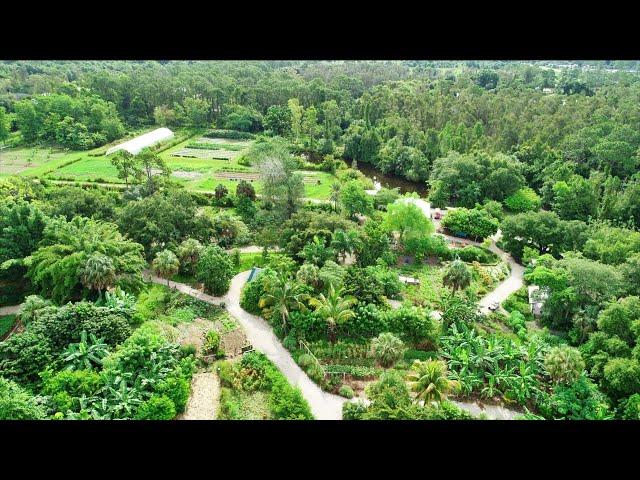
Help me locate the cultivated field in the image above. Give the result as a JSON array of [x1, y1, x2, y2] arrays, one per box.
[[1, 132, 336, 199]]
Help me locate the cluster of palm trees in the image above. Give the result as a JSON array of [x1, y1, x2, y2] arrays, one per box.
[[258, 271, 357, 342]]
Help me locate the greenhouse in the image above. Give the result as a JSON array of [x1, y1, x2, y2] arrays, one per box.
[[105, 127, 174, 155]]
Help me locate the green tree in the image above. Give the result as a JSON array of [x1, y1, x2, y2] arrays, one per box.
[[504, 187, 541, 213], [135, 148, 171, 194], [110, 150, 140, 188], [25, 217, 145, 304], [602, 357, 640, 402], [195, 245, 233, 296], [288, 98, 304, 142], [340, 180, 373, 220], [176, 238, 203, 276], [152, 249, 180, 286], [259, 271, 308, 333], [80, 253, 117, 299], [596, 296, 640, 346], [371, 332, 405, 367], [264, 105, 292, 137], [544, 345, 585, 385], [440, 207, 499, 240], [552, 175, 598, 221], [309, 284, 357, 343], [407, 359, 459, 404], [382, 199, 434, 243], [442, 259, 472, 293]]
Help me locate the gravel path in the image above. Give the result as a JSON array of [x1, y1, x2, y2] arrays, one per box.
[[223, 271, 346, 420], [477, 230, 524, 315], [179, 372, 220, 420], [451, 399, 522, 420], [147, 270, 346, 420]]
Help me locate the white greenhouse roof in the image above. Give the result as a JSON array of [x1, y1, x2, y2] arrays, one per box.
[[105, 128, 174, 156]]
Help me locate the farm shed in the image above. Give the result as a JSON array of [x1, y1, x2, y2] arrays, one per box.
[[106, 127, 174, 156]]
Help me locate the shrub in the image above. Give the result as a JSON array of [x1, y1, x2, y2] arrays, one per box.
[[40, 368, 103, 413], [218, 361, 236, 388], [135, 395, 177, 420], [386, 305, 439, 347], [455, 246, 497, 264], [622, 393, 640, 420], [342, 400, 367, 419], [0, 330, 54, 386], [345, 303, 388, 338], [156, 375, 191, 414], [283, 334, 298, 351], [297, 354, 316, 369], [0, 377, 46, 420], [366, 264, 403, 300], [339, 385, 355, 399], [180, 344, 197, 358], [507, 311, 527, 337], [204, 129, 255, 140], [203, 330, 220, 356], [403, 349, 435, 362], [240, 269, 274, 314], [196, 245, 234, 296]]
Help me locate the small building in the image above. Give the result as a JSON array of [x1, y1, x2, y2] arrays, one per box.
[[528, 285, 548, 317]]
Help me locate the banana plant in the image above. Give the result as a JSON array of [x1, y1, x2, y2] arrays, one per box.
[[61, 331, 110, 371]]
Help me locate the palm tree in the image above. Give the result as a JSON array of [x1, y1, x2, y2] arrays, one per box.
[[152, 249, 180, 286], [371, 332, 405, 367], [308, 283, 357, 343], [330, 229, 358, 264], [442, 259, 472, 293], [176, 238, 203, 275], [406, 359, 460, 404], [544, 345, 585, 385], [80, 253, 117, 299], [330, 182, 341, 212], [259, 272, 308, 333]]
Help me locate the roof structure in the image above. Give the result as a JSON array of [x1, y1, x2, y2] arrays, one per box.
[[105, 127, 174, 156]]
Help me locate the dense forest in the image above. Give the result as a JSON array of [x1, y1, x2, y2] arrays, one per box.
[[1, 60, 640, 421]]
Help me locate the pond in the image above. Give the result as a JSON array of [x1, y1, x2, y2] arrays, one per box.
[[355, 162, 428, 196]]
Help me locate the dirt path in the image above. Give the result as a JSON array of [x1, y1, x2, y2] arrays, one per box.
[[0, 305, 22, 316], [179, 372, 220, 420]]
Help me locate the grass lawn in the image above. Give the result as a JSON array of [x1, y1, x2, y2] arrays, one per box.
[[0, 314, 17, 338], [231, 251, 283, 273]]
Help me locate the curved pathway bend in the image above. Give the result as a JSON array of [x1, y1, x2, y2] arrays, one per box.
[[146, 270, 346, 420]]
